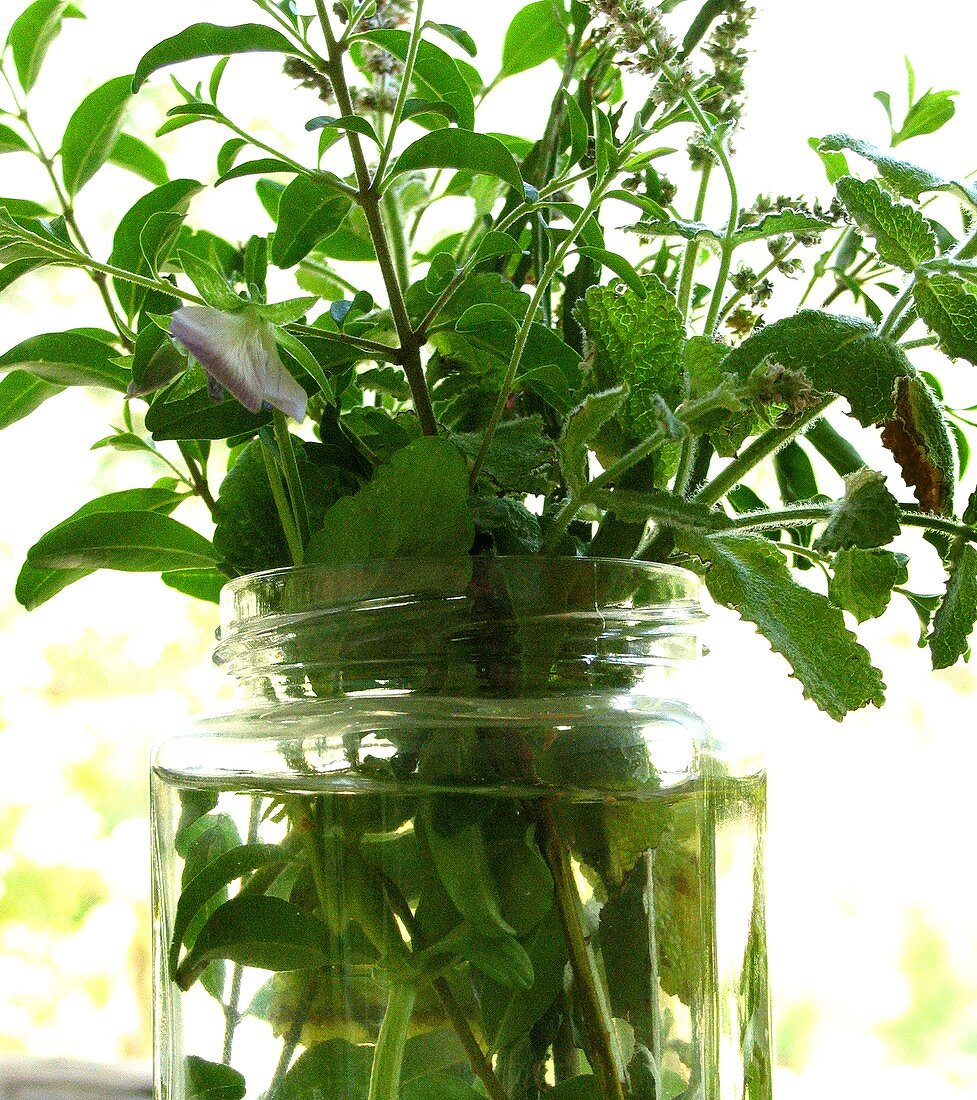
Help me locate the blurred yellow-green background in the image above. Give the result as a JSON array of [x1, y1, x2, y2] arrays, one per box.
[[1, 1, 976, 1095]]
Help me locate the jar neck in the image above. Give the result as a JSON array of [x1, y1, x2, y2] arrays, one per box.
[[213, 558, 705, 705]]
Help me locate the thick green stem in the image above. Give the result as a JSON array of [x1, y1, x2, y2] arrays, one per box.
[[878, 278, 916, 339], [368, 982, 417, 1100], [539, 805, 626, 1100], [273, 410, 309, 546], [677, 163, 712, 321], [693, 397, 835, 508], [222, 796, 263, 1064], [374, 0, 425, 182]]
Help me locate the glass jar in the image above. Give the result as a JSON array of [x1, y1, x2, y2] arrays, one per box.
[[151, 558, 770, 1100]]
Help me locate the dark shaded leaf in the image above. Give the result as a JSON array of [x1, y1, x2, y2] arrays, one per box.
[[184, 1056, 245, 1100], [881, 375, 955, 515], [930, 544, 977, 668]]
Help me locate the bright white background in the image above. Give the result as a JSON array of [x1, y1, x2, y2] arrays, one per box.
[[1, 1, 976, 1094]]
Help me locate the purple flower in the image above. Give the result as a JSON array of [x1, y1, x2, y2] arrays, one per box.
[[168, 306, 308, 421]]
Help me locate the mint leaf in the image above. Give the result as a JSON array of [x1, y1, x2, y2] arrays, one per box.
[[732, 210, 832, 247], [893, 89, 957, 146], [930, 544, 977, 669], [835, 176, 935, 272], [455, 416, 557, 495], [820, 133, 977, 206], [676, 531, 886, 719], [576, 275, 684, 443], [829, 548, 909, 622], [558, 387, 628, 497], [306, 437, 474, 562], [814, 469, 902, 552], [913, 273, 977, 366], [722, 311, 911, 427], [881, 375, 955, 515]]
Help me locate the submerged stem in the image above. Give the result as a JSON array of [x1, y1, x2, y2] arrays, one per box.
[[368, 982, 417, 1100]]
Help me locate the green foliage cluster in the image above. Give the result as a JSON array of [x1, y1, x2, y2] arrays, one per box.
[[0, 3, 975, 1096], [2, 0, 976, 710]]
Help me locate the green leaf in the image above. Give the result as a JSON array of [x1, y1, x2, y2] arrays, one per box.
[[676, 531, 886, 719], [388, 130, 523, 192], [722, 311, 912, 427], [6, 0, 84, 93], [214, 438, 356, 576], [881, 374, 955, 516], [214, 158, 297, 189], [402, 1076, 483, 1100], [107, 132, 169, 185], [819, 133, 977, 206], [305, 113, 380, 145], [27, 510, 218, 573], [60, 75, 132, 196], [108, 179, 203, 320], [500, 1, 567, 80], [575, 274, 685, 443], [17, 487, 188, 609], [0, 330, 128, 390], [306, 436, 474, 562], [425, 21, 477, 58], [170, 843, 287, 970], [558, 386, 628, 496], [184, 1056, 245, 1100], [835, 176, 935, 272], [894, 89, 957, 146], [0, 370, 62, 429], [455, 416, 558, 495], [146, 385, 272, 441], [731, 210, 833, 247], [930, 544, 977, 668], [551, 1077, 602, 1100], [808, 135, 849, 185], [0, 122, 31, 155], [161, 568, 225, 604], [914, 273, 977, 366], [575, 247, 646, 299], [271, 175, 354, 269], [177, 250, 241, 311], [358, 30, 475, 130], [276, 1041, 372, 1100], [132, 23, 299, 91], [176, 895, 329, 989], [592, 488, 731, 532], [814, 469, 902, 552], [829, 548, 909, 622], [401, 1030, 468, 1088], [468, 495, 542, 555]]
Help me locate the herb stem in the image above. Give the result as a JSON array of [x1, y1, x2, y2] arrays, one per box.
[[878, 278, 916, 339], [368, 982, 416, 1100], [538, 803, 626, 1100], [693, 396, 835, 508], [313, 0, 437, 435], [676, 163, 712, 321], [374, 0, 425, 182], [177, 443, 218, 519], [262, 438, 304, 566], [273, 410, 310, 546]]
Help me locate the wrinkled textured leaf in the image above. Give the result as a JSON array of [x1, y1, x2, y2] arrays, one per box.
[[559, 387, 628, 496], [722, 311, 912, 427], [836, 176, 935, 272], [815, 469, 902, 552], [914, 273, 977, 366], [829, 548, 909, 622], [576, 275, 685, 442], [306, 437, 474, 562], [455, 416, 557, 495], [881, 375, 955, 515], [930, 544, 977, 668], [677, 531, 886, 719], [820, 133, 977, 206]]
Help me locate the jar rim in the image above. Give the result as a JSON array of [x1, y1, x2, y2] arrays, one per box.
[[217, 556, 704, 643]]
